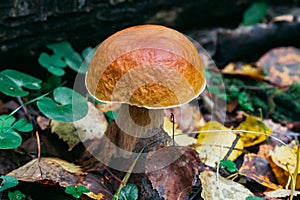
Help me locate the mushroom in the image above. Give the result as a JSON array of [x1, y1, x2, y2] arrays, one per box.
[[85, 24, 205, 155]]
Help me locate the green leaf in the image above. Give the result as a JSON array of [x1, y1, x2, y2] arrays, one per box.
[[65, 185, 90, 199], [220, 160, 238, 173], [246, 196, 263, 200], [48, 66, 65, 76], [51, 55, 67, 68], [37, 87, 88, 122], [243, 2, 268, 26], [65, 185, 77, 194], [0, 69, 42, 97], [0, 115, 30, 149], [0, 176, 19, 192], [80, 47, 96, 73], [12, 118, 33, 132], [47, 41, 75, 57], [76, 185, 90, 193], [119, 184, 138, 200], [38, 53, 66, 76], [105, 111, 118, 124], [65, 52, 83, 73], [8, 190, 26, 200]]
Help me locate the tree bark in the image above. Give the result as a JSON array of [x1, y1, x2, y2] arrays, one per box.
[[0, 0, 256, 70]]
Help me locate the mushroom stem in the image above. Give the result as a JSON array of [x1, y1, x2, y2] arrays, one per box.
[[115, 104, 164, 152]]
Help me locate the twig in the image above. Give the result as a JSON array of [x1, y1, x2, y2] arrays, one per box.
[[222, 134, 241, 161], [35, 131, 41, 162], [170, 113, 175, 146]]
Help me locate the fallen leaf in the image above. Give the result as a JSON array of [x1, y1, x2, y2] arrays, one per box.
[[263, 119, 296, 146], [196, 121, 244, 167], [7, 157, 112, 199], [36, 115, 50, 130], [221, 62, 265, 79], [51, 102, 107, 151], [239, 153, 282, 190], [264, 188, 300, 198], [269, 143, 300, 189], [257, 46, 300, 86], [145, 146, 200, 200], [236, 114, 272, 147], [164, 103, 205, 132], [163, 117, 196, 146], [199, 170, 254, 200]]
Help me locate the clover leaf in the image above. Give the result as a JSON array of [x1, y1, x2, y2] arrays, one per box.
[[38, 53, 67, 76], [8, 190, 26, 200], [220, 160, 238, 173], [0, 115, 33, 149], [0, 176, 19, 192], [80, 47, 96, 73], [243, 2, 268, 26], [45, 41, 95, 74], [0, 69, 42, 97], [65, 185, 90, 199], [118, 184, 138, 200], [37, 86, 88, 122]]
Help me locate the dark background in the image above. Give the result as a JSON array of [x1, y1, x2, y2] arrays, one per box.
[[1, 0, 300, 73]]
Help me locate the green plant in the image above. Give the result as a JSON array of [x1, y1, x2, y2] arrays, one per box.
[[105, 110, 119, 125], [220, 160, 238, 173], [0, 115, 32, 149], [118, 184, 139, 200], [0, 176, 19, 192], [0, 69, 42, 97], [8, 190, 26, 200], [38, 41, 95, 75], [65, 185, 90, 199], [37, 86, 88, 122], [243, 2, 268, 26], [245, 196, 263, 200]]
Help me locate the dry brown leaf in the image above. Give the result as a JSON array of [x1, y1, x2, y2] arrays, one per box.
[[7, 157, 112, 199], [196, 121, 244, 167], [257, 143, 274, 159], [221, 62, 265, 79], [36, 115, 50, 130], [264, 119, 296, 146], [239, 153, 282, 190], [199, 170, 254, 200], [51, 102, 107, 151], [7, 157, 84, 185], [145, 146, 200, 200], [257, 46, 300, 86]]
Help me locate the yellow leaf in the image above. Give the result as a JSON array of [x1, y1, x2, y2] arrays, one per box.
[[85, 192, 105, 200], [196, 121, 243, 167], [235, 114, 272, 147], [269, 144, 300, 189], [271, 145, 299, 173], [221, 62, 265, 79], [163, 117, 196, 146]]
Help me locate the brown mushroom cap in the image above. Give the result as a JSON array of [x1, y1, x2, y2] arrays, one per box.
[[85, 24, 206, 109]]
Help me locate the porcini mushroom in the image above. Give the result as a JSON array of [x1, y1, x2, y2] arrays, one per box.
[[85, 24, 205, 155]]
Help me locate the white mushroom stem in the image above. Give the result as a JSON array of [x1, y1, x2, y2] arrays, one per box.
[[115, 104, 164, 152]]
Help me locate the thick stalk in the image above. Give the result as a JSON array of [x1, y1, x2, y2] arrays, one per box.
[[115, 104, 164, 154]]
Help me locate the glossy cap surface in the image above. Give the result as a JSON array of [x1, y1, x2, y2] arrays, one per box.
[[85, 25, 206, 108]]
